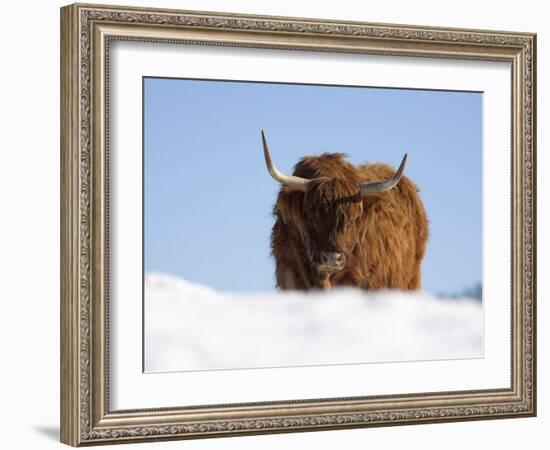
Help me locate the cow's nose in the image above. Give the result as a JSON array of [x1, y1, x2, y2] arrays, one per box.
[[319, 252, 345, 270]]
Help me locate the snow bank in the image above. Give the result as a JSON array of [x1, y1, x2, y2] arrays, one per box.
[[145, 273, 483, 373]]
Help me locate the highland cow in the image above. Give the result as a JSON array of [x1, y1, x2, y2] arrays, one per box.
[[262, 130, 428, 291]]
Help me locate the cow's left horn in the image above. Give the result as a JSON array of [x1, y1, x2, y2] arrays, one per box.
[[359, 154, 408, 195], [261, 130, 310, 191]]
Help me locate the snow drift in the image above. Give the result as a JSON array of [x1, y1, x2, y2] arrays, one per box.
[[145, 273, 483, 373]]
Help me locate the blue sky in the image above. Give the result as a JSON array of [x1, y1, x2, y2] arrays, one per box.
[[144, 77, 482, 295]]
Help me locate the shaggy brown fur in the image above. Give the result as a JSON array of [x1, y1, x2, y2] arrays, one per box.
[[270, 153, 428, 291]]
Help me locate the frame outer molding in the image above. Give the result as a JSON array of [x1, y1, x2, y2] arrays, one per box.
[[60, 2, 536, 446], [61, 4, 80, 446]]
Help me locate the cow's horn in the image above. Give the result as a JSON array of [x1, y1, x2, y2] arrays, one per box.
[[359, 154, 408, 195], [261, 130, 310, 191]]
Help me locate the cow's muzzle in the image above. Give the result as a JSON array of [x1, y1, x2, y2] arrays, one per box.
[[316, 252, 346, 274]]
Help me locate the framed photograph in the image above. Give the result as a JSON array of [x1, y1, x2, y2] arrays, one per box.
[[60, 3, 537, 446]]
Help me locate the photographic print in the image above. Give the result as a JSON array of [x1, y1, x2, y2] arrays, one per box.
[[143, 77, 483, 373]]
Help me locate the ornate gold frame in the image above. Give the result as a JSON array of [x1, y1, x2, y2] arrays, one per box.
[[60, 2, 536, 446]]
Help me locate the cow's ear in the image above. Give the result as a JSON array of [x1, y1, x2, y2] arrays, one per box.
[[277, 208, 287, 225], [279, 206, 293, 226], [276, 192, 306, 235]]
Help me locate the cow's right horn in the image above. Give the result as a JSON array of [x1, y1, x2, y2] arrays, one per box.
[[261, 130, 310, 191]]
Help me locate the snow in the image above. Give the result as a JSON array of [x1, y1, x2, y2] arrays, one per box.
[[144, 272, 483, 373]]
